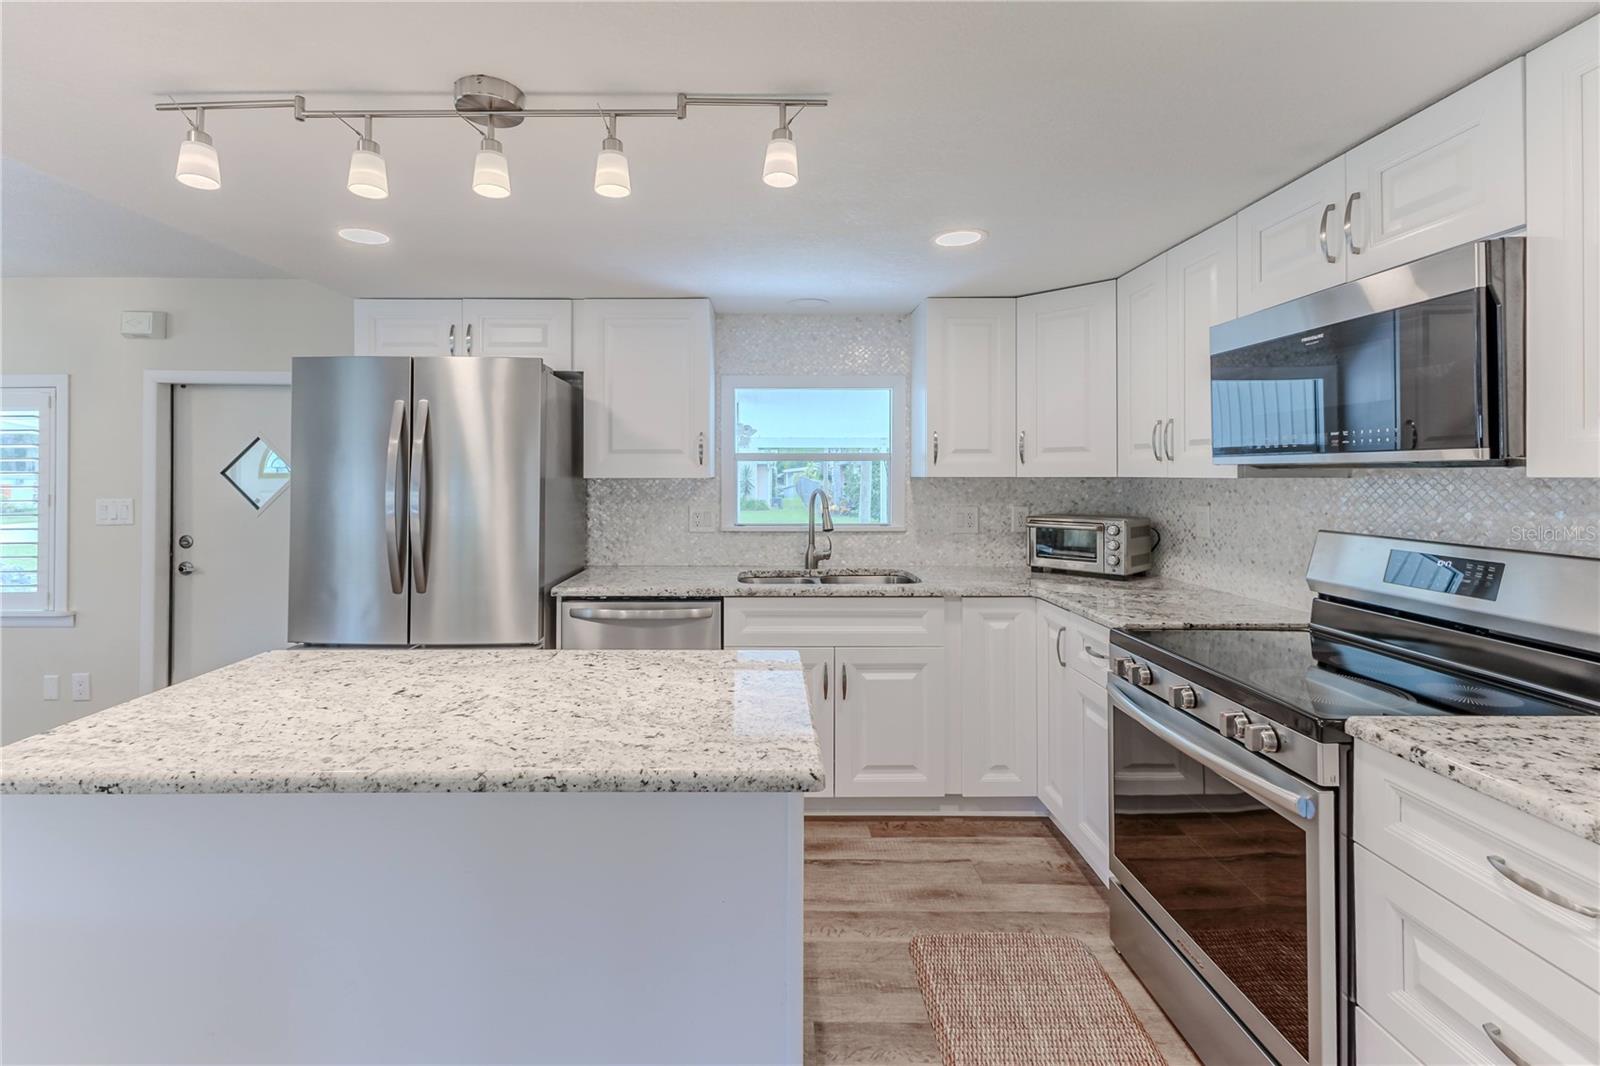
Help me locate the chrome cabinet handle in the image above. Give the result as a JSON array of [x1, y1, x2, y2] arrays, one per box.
[[1151, 420, 1163, 461], [408, 399, 430, 594], [840, 664, 848, 701], [697, 431, 705, 466], [1018, 430, 1026, 465], [1482, 1023, 1533, 1066], [1487, 855, 1600, 918], [1082, 641, 1108, 662], [447, 323, 456, 356], [1343, 192, 1363, 255], [821, 662, 829, 702], [568, 606, 714, 622], [465, 322, 473, 355], [384, 399, 408, 594], [932, 430, 939, 465], [1318, 202, 1337, 263], [1055, 627, 1067, 667], [1164, 418, 1175, 462]]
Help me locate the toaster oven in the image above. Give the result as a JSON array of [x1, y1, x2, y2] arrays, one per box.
[[1027, 515, 1155, 578]]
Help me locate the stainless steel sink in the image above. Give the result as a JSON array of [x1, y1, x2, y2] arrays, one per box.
[[735, 569, 920, 586], [818, 572, 920, 585], [736, 572, 820, 585]]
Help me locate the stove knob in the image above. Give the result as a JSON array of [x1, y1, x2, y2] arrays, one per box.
[[1113, 657, 1137, 680], [1128, 663, 1153, 685], [1168, 685, 1198, 710], [1243, 723, 1280, 753], [1218, 711, 1249, 740], [1106, 523, 1121, 536]]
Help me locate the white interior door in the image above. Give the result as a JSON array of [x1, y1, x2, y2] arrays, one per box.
[[170, 384, 291, 683]]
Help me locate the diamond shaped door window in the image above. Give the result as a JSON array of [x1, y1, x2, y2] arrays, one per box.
[[221, 436, 290, 511]]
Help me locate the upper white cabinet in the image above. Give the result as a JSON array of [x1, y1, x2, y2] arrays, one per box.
[[1526, 16, 1600, 479], [959, 599, 1036, 797], [1237, 60, 1525, 317], [1116, 255, 1169, 476], [354, 299, 573, 367], [912, 298, 1017, 477], [1015, 282, 1118, 477], [1344, 59, 1525, 280], [575, 299, 715, 479], [1165, 217, 1238, 477]]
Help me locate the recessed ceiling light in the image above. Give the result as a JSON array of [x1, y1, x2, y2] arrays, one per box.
[[788, 298, 830, 309], [933, 229, 986, 248], [337, 227, 390, 245]]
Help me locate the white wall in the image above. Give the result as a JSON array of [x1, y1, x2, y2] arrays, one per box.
[[1, 278, 350, 742]]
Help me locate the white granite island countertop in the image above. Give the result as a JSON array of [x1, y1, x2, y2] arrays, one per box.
[[0, 648, 825, 795], [1346, 716, 1600, 844], [554, 565, 1309, 631]]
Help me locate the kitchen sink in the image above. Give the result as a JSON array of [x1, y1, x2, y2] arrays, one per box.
[[736, 572, 821, 585], [817, 571, 920, 585], [735, 569, 920, 586]]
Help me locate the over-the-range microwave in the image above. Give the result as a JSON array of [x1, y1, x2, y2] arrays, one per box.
[[1209, 237, 1524, 467]]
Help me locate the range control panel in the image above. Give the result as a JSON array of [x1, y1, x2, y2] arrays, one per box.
[[1383, 549, 1505, 601]]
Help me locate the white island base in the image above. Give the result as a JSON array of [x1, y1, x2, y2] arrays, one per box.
[[2, 791, 804, 1065]]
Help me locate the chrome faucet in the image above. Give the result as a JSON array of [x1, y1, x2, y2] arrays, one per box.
[[804, 488, 835, 569]]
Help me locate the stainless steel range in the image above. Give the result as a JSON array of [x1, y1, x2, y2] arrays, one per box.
[[1106, 531, 1600, 1066]]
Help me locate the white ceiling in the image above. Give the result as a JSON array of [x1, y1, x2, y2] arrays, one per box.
[[2, 2, 1593, 312]]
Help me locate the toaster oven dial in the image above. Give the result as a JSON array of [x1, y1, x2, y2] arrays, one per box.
[[1107, 554, 1122, 568], [1242, 722, 1281, 753], [1106, 523, 1121, 536], [1107, 537, 1121, 550]]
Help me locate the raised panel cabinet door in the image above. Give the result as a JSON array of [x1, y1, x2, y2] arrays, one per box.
[[1112, 708, 1206, 796], [1527, 17, 1600, 478], [461, 299, 574, 369], [1116, 254, 1170, 477], [1236, 156, 1347, 316], [833, 646, 946, 797], [911, 298, 1017, 477], [800, 648, 836, 798], [960, 599, 1037, 797], [1165, 217, 1239, 478], [575, 299, 714, 478], [1066, 666, 1111, 884], [1037, 605, 1072, 823], [1016, 282, 1117, 477], [353, 299, 462, 357], [1344, 59, 1526, 280]]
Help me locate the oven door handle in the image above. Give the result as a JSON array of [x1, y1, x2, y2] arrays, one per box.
[[1110, 683, 1320, 823]]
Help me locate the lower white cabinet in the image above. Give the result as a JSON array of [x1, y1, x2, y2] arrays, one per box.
[[832, 646, 946, 797], [1036, 603, 1110, 883], [960, 599, 1037, 797]]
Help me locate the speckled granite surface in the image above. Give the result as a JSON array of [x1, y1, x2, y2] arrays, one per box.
[[553, 566, 1309, 631], [0, 649, 824, 796], [1347, 717, 1600, 844]]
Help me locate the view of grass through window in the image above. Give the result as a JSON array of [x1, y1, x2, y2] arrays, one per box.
[[732, 386, 894, 526]]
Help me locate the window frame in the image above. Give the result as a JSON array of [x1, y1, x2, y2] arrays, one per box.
[[0, 374, 71, 625], [719, 373, 906, 532]]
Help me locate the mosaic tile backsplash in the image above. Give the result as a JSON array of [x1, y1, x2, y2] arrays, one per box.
[[587, 315, 1600, 610]]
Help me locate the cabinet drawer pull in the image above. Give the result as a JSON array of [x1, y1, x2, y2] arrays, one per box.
[[1318, 202, 1337, 263], [821, 662, 829, 702], [1055, 627, 1067, 667], [1482, 1023, 1533, 1066], [1151, 420, 1163, 461], [1164, 417, 1175, 462], [1018, 430, 1026, 465], [448, 323, 457, 356], [1082, 641, 1108, 662], [1486, 854, 1600, 918], [932, 431, 939, 465], [697, 431, 705, 466], [465, 322, 473, 355], [1343, 191, 1363, 255], [840, 664, 848, 701]]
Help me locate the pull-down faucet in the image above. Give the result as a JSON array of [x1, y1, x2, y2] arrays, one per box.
[[804, 488, 834, 569]]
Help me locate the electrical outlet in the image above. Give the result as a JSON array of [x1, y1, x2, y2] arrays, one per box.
[[42, 674, 60, 701], [952, 506, 980, 535], [70, 672, 91, 702], [688, 505, 718, 533], [1010, 504, 1027, 534], [94, 498, 135, 526]]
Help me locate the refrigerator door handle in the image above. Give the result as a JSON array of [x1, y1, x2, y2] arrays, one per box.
[[384, 400, 409, 594], [408, 399, 431, 594]]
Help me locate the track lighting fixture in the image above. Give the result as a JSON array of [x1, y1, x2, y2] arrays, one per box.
[[472, 135, 511, 199], [593, 116, 631, 199], [174, 107, 221, 190], [346, 117, 388, 200], [762, 105, 799, 189]]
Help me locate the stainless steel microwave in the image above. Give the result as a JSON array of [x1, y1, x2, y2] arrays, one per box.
[[1027, 515, 1155, 578], [1209, 237, 1524, 466]]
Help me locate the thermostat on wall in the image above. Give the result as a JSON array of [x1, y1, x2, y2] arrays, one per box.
[[120, 311, 168, 339]]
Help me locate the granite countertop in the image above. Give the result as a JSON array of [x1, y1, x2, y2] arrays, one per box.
[[553, 565, 1309, 631], [0, 649, 824, 796], [1347, 717, 1600, 844]]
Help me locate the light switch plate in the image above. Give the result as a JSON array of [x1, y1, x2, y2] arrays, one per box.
[[952, 506, 980, 535], [688, 504, 718, 533], [94, 498, 135, 525], [42, 674, 59, 701]]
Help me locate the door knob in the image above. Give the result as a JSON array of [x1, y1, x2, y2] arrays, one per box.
[[177, 561, 196, 575]]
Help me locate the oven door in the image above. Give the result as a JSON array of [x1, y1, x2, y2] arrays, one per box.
[[1109, 680, 1338, 1066], [1029, 521, 1104, 573]]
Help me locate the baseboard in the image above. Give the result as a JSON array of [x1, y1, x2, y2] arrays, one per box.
[[804, 796, 1049, 817]]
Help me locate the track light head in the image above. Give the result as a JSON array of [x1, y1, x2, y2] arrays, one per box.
[[763, 125, 797, 189], [347, 132, 388, 200], [472, 134, 511, 199], [594, 133, 631, 199], [175, 109, 221, 190]]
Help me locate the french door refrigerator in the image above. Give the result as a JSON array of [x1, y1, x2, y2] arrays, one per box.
[[288, 355, 585, 646]]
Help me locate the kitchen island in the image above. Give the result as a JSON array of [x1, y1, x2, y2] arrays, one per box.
[[1, 648, 822, 1065]]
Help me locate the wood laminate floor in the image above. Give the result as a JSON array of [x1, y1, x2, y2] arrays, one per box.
[[803, 817, 1201, 1066]]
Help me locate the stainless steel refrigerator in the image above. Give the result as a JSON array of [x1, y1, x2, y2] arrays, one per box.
[[288, 355, 586, 646]]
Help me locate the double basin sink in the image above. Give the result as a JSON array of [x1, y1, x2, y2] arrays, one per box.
[[736, 569, 921, 586]]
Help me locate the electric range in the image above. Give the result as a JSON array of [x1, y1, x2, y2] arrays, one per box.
[[1105, 532, 1599, 1066]]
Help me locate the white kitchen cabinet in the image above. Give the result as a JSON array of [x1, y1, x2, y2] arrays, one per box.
[[353, 299, 462, 357], [911, 298, 1017, 477], [1037, 602, 1110, 884], [1164, 218, 1238, 477], [798, 648, 836, 798], [1343, 59, 1525, 280], [959, 599, 1036, 797], [1015, 283, 1118, 477], [575, 299, 714, 479], [354, 299, 574, 366], [1527, 16, 1600, 479], [460, 299, 573, 367], [833, 646, 946, 797], [1116, 254, 1169, 476], [1236, 157, 1348, 317]]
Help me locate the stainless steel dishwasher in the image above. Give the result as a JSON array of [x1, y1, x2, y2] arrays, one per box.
[[558, 600, 723, 649]]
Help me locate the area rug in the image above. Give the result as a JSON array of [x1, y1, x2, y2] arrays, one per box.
[[908, 931, 1167, 1066]]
